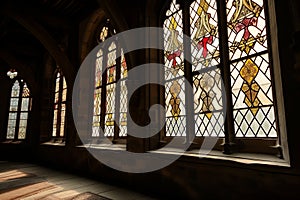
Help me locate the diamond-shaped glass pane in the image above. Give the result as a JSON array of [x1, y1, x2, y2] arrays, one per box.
[[119, 80, 127, 137], [166, 116, 186, 136], [104, 83, 116, 136]]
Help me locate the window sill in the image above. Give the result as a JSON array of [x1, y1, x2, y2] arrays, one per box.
[[152, 148, 290, 167], [1, 140, 25, 144], [41, 139, 65, 146], [77, 143, 126, 151], [75, 144, 289, 168]]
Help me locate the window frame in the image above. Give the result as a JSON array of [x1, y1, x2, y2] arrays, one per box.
[[6, 78, 32, 141], [160, 0, 287, 157], [51, 68, 67, 141], [91, 19, 128, 144]]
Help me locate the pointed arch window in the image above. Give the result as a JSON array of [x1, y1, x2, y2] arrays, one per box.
[[52, 69, 67, 138], [92, 20, 128, 140], [7, 78, 31, 140], [163, 0, 286, 155]]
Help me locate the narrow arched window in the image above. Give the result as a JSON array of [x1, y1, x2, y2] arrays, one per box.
[[164, 0, 186, 137], [163, 0, 286, 155], [92, 20, 128, 141], [7, 79, 31, 140], [52, 69, 67, 139]]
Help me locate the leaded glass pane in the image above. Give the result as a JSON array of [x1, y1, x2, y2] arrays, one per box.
[[93, 48, 103, 137], [231, 54, 277, 137], [190, 0, 220, 71], [11, 81, 20, 97], [52, 109, 58, 137], [95, 50, 103, 87], [165, 78, 186, 136], [104, 83, 116, 136], [233, 106, 277, 137], [52, 127, 57, 137], [166, 0, 180, 16], [166, 116, 186, 136], [60, 123, 64, 137], [55, 73, 60, 92], [105, 84, 116, 113], [18, 119, 27, 128], [22, 84, 30, 97], [100, 26, 108, 42], [231, 55, 273, 108], [227, 0, 268, 61], [21, 98, 29, 111], [7, 112, 17, 139], [97, 49, 103, 57], [60, 104, 66, 137], [104, 113, 115, 137], [195, 112, 224, 137], [7, 121, 16, 139], [107, 42, 117, 68], [120, 81, 128, 113], [107, 42, 116, 84], [54, 92, 59, 104], [52, 70, 67, 138], [165, 78, 186, 117], [9, 98, 19, 112], [18, 120, 27, 139], [193, 68, 225, 136], [20, 112, 28, 120], [121, 49, 127, 79], [62, 76, 67, 102], [62, 88, 67, 102], [164, 2, 184, 81], [119, 80, 127, 137], [92, 126, 100, 137], [107, 67, 116, 84], [92, 88, 101, 137], [93, 89, 101, 116], [63, 77, 67, 89], [8, 113, 17, 120], [164, 0, 187, 137]]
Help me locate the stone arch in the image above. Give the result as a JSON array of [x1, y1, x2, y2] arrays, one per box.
[[4, 9, 75, 86], [0, 49, 37, 96]]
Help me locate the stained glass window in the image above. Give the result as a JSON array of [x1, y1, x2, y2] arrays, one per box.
[[52, 70, 67, 138], [7, 79, 31, 140], [164, 0, 186, 137], [163, 0, 283, 153], [190, 0, 220, 71], [119, 50, 128, 137], [92, 49, 103, 137], [190, 0, 225, 137], [227, 0, 268, 61], [92, 21, 128, 140], [226, 0, 277, 138], [100, 26, 108, 42], [193, 69, 225, 137]]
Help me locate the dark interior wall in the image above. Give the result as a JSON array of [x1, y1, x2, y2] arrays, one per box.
[[0, 0, 300, 199], [0, 71, 11, 141], [274, 0, 300, 168], [38, 55, 55, 143], [34, 145, 300, 200]]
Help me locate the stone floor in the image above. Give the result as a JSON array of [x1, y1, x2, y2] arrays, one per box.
[[0, 161, 158, 200]]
